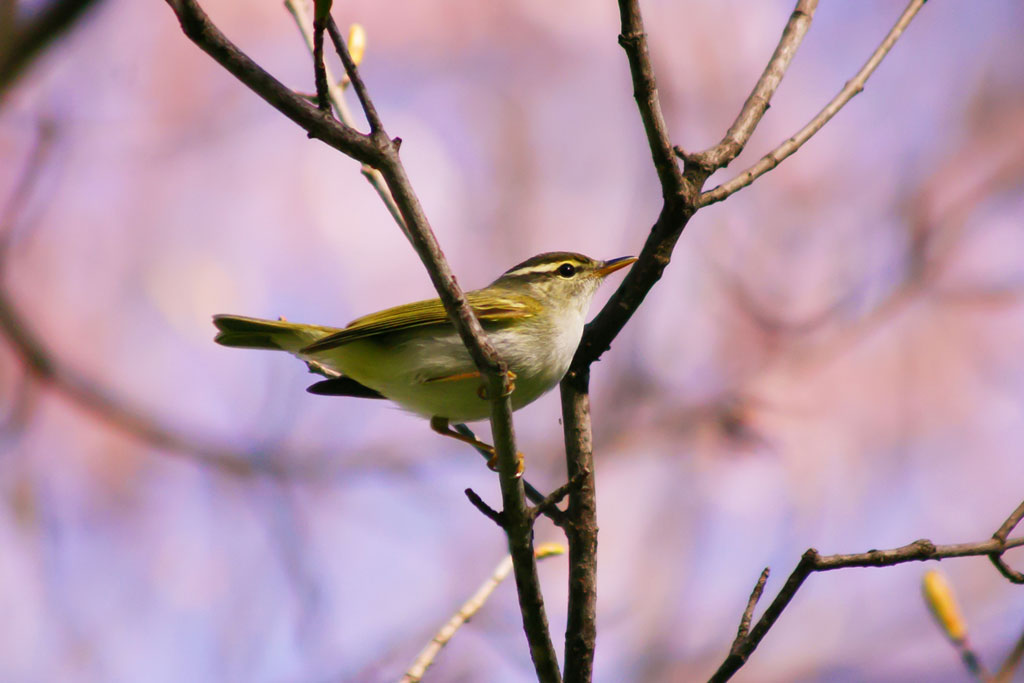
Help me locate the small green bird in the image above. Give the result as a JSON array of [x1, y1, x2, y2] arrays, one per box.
[[213, 251, 635, 468]]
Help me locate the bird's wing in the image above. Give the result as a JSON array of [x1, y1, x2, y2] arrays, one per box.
[[300, 290, 539, 354]]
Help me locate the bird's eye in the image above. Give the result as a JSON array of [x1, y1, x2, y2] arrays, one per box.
[[558, 263, 576, 278]]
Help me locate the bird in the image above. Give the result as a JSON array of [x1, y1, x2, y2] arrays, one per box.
[[212, 251, 636, 472]]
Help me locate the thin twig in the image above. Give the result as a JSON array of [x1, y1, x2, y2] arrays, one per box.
[[400, 544, 565, 683], [615, 1, 683, 196], [529, 470, 585, 523], [163, 0, 380, 164], [990, 499, 1024, 584], [311, 16, 330, 112], [710, 500, 1024, 683], [281, 1, 407, 236], [684, 0, 818, 170], [453, 423, 568, 528], [698, 0, 928, 207], [325, 17, 383, 134], [734, 568, 770, 646], [465, 488, 504, 527]]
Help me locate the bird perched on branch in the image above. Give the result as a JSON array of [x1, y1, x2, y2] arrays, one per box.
[[213, 251, 635, 473]]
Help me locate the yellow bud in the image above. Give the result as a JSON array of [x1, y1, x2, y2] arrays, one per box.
[[535, 543, 566, 559], [348, 23, 367, 66], [922, 570, 967, 642]]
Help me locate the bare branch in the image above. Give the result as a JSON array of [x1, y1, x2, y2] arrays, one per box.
[[311, 14, 330, 113], [162, 2, 560, 678], [990, 499, 1024, 584], [698, 0, 928, 207], [685, 0, 818, 170], [282, 3, 407, 236], [464, 488, 504, 527], [735, 568, 770, 645], [710, 501, 1024, 682], [401, 545, 565, 683], [616, 0, 684, 196], [528, 470, 585, 523], [163, 0, 380, 164], [452, 424, 567, 528], [558, 3, 696, 679], [559, 375, 598, 683], [325, 17, 384, 134]]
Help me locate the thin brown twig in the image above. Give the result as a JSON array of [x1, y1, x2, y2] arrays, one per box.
[[735, 568, 770, 645], [163, 0, 380, 164], [452, 423, 567, 528], [400, 545, 565, 683], [465, 488, 504, 527], [684, 0, 818, 170], [311, 15, 330, 113], [709, 501, 1024, 683], [281, 1, 408, 238], [529, 470, 585, 523], [698, 0, 928, 207], [990, 499, 1024, 584], [325, 17, 383, 134]]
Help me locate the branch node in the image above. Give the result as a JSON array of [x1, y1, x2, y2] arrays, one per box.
[[528, 469, 587, 522]]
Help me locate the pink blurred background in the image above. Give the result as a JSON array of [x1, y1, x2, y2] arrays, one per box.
[[1, 0, 1023, 680]]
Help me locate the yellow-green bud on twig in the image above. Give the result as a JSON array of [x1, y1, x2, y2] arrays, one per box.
[[348, 24, 366, 66], [922, 569, 968, 642], [535, 542, 566, 559]]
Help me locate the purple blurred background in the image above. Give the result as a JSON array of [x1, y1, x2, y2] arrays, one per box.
[[1, 0, 1023, 680]]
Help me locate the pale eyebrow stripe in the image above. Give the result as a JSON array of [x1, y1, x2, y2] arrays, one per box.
[[504, 262, 565, 277]]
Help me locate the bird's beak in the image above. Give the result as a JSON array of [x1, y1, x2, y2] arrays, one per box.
[[596, 256, 638, 277]]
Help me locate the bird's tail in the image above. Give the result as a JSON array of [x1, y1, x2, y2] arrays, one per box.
[[212, 315, 340, 354]]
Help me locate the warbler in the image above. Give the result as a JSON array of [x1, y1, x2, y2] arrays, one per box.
[[213, 251, 635, 466]]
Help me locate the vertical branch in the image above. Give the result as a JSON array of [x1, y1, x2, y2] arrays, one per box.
[[490, 388, 563, 681], [560, 369, 598, 683], [615, 0, 684, 196], [310, 17, 330, 112]]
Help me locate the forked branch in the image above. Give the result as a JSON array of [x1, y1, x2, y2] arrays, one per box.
[[710, 499, 1024, 682], [162, 0, 560, 679], [698, 0, 928, 207]]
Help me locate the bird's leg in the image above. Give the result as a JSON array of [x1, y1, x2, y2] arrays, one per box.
[[430, 416, 524, 477], [476, 370, 517, 400]]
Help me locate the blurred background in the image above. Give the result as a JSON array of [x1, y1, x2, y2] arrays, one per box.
[[1, 0, 1023, 681]]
